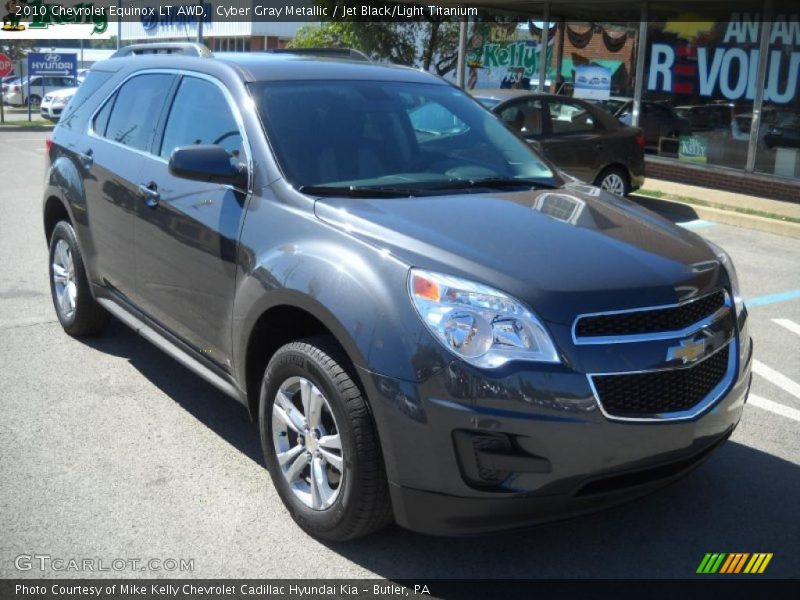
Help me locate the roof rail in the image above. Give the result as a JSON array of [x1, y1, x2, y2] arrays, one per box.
[[266, 48, 371, 61], [111, 43, 213, 59]]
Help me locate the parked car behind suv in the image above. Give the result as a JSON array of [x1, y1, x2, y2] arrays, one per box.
[[40, 87, 78, 121], [44, 45, 752, 541], [473, 89, 645, 196], [3, 75, 76, 106]]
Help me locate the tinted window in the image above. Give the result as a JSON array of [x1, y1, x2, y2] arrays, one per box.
[[407, 101, 468, 140], [498, 99, 544, 137], [159, 77, 244, 164], [103, 74, 172, 152], [60, 71, 112, 129], [548, 100, 596, 133], [250, 80, 553, 190]]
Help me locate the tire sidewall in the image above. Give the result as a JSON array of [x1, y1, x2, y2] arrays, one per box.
[[48, 222, 79, 329], [259, 345, 359, 535], [599, 168, 630, 197]]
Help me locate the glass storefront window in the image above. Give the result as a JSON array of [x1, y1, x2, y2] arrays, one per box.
[[641, 18, 763, 170], [754, 19, 800, 180]]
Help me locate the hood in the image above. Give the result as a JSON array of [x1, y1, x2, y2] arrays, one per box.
[[314, 183, 724, 325], [47, 87, 78, 99]]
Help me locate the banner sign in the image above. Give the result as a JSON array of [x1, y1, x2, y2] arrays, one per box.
[[647, 13, 800, 104]]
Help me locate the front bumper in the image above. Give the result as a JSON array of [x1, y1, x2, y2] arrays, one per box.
[[358, 333, 753, 535], [40, 105, 63, 121]]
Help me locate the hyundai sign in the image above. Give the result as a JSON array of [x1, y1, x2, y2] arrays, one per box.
[[27, 53, 78, 78]]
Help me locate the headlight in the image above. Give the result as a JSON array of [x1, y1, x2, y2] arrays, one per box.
[[53, 97, 69, 106], [707, 241, 745, 316], [408, 269, 560, 368]]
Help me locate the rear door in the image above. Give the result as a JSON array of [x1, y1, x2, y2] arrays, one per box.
[[83, 73, 175, 297], [539, 98, 605, 183], [134, 75, 249, 369]]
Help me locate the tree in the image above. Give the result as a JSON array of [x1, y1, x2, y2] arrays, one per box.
[[0, 40, 37, 63], [290, 20, 461, 77]]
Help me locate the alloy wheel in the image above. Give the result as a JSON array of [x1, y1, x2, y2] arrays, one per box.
[[271, 376, 344, 510], [52, 239, 77, 321], [600, 173, 626, 196]]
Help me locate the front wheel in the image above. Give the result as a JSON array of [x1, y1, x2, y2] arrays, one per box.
[[259, 337, 392, 541], [596, 167, 631, 197]]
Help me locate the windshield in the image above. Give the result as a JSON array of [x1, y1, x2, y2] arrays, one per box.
[[249, 80, 554, 194]]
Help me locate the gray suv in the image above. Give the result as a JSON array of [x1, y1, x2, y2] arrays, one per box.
[[43, 45, 752, 540]]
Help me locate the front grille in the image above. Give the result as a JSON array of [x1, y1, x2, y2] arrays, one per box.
[[576, 290, 726, 338], [592, 345, 730, 418]]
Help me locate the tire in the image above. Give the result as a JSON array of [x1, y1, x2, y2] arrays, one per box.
[[259, 337, 392, 541], [28, 94, 41, 107], [596, 167, 631, 197], [48, 221, 108, 336]]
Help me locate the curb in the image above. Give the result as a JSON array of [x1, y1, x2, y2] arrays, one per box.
[[632, 194, 800, 239], [0, 126, 54, 132]]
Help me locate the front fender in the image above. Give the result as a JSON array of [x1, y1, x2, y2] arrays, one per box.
[[232, 196, 448, 388]]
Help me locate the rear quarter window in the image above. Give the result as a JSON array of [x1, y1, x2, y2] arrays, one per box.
[[58, 71, 113, 130]]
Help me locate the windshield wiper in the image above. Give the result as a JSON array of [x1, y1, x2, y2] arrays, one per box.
[[297, 185, 421, 198], [430, 178, 558, 192]]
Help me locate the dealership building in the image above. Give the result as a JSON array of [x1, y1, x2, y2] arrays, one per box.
[[114, 0, 799, 199], [120, 9, 302, 52], [444, 1, 800, 199]]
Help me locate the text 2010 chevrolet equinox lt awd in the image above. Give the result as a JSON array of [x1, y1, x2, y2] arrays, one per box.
[[44, 45, 753, 541]]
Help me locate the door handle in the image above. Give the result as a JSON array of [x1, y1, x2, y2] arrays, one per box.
[[138, 182, 160, 208], [595, 142, 604, 150], [77, 149, 93, 170]]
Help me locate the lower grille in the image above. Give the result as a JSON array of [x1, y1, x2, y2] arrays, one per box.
[[592, 345, 730, 418]]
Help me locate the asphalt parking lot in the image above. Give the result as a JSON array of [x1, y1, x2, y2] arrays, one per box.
[[1, 131, 798, 579]]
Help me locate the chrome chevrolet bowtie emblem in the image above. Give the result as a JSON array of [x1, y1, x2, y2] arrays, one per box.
[[667, 337, 707, 364]]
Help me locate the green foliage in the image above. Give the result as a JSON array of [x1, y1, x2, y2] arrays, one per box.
[[0, 40, 37, 62], [290, 20, 462, 76]]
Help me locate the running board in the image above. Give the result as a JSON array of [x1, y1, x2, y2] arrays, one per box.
[[97, 298, 245, 403]]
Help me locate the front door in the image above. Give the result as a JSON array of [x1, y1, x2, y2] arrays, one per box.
[[82, 73, 174, 297], [134, 75, 249, 369]]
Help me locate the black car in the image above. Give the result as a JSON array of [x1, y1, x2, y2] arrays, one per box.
[[598, 97, 692, 151], [473, 90, 645, 197], [43, 45, 752, 540]]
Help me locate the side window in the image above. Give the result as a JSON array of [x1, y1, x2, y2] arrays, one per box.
[[159, 77, 244, 165], [103, 74, 172, 152], [92, 93, 114, 137], [498, 99, 544, 137], [407, 100, 468, 141], [60, 71, 112, 130], [547, 100, 596, 134]]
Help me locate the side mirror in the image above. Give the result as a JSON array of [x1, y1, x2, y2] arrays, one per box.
[[169, 145, 247, 189]]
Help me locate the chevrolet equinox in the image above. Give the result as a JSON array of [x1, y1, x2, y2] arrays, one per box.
[[43, 44, 753, 541]]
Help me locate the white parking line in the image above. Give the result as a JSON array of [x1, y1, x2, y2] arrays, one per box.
[[749, 394, 800, 423], [753, 360, 800, 401], [773, 318, 800, 338]]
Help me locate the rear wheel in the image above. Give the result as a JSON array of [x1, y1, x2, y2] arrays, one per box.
[[28, 94, 41, 107], [259, 337, 392, 541], [48, 221, 108, 336], [596, 167, 631, 197]]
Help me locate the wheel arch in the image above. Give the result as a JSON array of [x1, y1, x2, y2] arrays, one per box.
[[241, 297, 370, 423]]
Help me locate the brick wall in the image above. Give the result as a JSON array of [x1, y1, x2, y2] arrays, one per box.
[[645, 157, 800, 203], [552, 23, 637, 94]]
